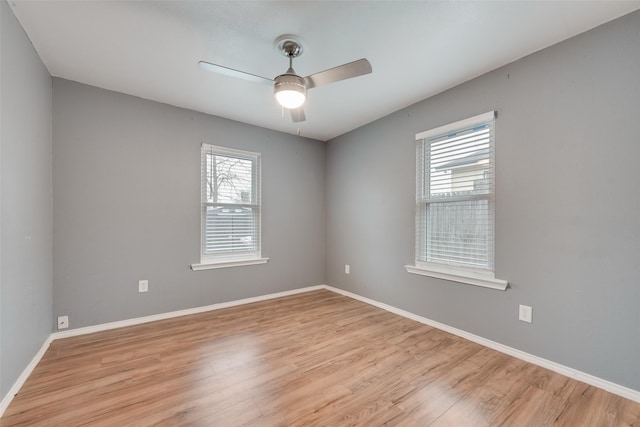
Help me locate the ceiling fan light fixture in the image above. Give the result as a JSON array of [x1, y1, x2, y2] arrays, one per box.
[[199, 34, 372, 122], [275, 89, 306, 109], [274, 74, 307, 109]]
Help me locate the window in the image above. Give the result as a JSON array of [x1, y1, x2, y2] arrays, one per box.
[[191, 144, 268, 270], [406, 111, 507, 290]]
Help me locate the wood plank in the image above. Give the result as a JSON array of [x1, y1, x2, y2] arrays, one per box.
[[1, 290, 639, 426]]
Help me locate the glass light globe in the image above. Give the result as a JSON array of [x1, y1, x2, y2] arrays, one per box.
[[275, 89, 306, 109]]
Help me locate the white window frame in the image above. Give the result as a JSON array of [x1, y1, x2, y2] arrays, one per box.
[[191, 144, 268, 271], [405, 111, 507, 290]]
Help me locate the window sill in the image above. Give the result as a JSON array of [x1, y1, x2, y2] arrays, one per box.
[[191, 257, 269, 271], [405, 264, 508, 291]]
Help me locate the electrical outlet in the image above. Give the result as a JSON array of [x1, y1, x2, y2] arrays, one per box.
[[345, 264, 350, 274], [57, 315, 69, 330], [138, 280, 149, 293], [519, 304, 532, 323]]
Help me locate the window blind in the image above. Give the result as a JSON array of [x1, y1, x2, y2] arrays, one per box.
[[416, 112, 495, 271], [201, 144, 261, 260]]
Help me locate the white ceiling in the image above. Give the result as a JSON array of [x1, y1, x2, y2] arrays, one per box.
[[9, 1, 640, 141]]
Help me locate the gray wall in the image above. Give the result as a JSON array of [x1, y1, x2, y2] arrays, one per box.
[[325, 10, 640, 391], [0, 1, 53, 397], [53, 79, 325, 329]]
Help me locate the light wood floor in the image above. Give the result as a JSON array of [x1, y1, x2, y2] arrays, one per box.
[[2, 290, 639, 426]]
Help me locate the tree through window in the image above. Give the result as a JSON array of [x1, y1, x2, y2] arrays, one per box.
[[200, 144, 261, 263]]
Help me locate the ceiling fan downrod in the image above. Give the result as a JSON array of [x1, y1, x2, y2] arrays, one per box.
[[273, 38, 307, 109]]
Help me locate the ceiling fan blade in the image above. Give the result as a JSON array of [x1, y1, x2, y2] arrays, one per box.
[[304, 58, 372, 89], [198, 61, 273, 86], [290, 106, 306, 123]]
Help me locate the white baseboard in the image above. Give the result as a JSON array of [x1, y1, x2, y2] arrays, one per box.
[[0, 335, 53, 417], [2, 283, 638, 419], [324, 285, 640, 404], [52, 285, 326, 340]]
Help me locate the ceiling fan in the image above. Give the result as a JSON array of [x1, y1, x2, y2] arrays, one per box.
[[198, 35, 372, 123]]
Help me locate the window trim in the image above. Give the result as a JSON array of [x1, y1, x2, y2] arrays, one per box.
[[191, 144, 269, 271], [415, 111, 495, 141], [191, 257, 269, 271], [405, 263, 507, 290], [408, 111, 508, 290]]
